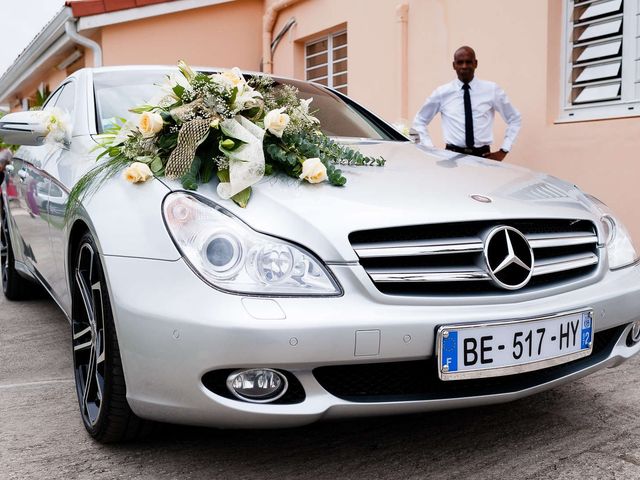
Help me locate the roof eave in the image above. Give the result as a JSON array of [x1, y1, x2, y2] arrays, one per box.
[[77, 0, 235, 31], [0, 6, 75, 105]]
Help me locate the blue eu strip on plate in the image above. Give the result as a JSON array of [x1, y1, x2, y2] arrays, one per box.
[[441, 331, 458, 372]]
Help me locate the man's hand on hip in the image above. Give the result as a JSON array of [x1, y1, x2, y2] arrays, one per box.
[[483, 150, 507, 162]]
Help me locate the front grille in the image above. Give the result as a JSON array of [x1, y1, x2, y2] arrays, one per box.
[[313, 325, 623, 402], [350, 219, 600, 296]]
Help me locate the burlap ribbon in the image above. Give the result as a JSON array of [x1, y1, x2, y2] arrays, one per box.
[[164, 119, 210, 178]]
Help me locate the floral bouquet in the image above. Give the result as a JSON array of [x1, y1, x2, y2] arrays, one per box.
[[71, 61, 384, 210]]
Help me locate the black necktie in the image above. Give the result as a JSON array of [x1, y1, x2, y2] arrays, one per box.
[[462, 83, 474, 148]]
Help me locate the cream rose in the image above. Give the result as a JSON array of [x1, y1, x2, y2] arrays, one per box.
[[138, 111, 164, 138], [264, 108, 290, 138], [212, 67, 245, 89], [299, 158, 328, 184], [222, 68, 244, 87], [123, 162, 153, 183]]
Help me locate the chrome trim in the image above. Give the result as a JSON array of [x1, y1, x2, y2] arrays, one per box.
[[526, 232, 598, 248], [369, 269, 490, 283], [354, 238, 483, 258], [355, 222, 600, 290], [436, 308, 594, 381], [483, 226, 534, 290], [533, 252, 598, 276], [354, 231, 598, 260]]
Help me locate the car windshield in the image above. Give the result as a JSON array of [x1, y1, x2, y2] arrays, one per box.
[[93, 69, 403, 140]]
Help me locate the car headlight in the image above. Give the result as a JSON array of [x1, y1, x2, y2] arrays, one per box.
[[162, 192, 342, 295], [586, 194, 639, 270]]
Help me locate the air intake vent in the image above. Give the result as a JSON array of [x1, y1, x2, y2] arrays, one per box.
[[350, 219, 600, 296]]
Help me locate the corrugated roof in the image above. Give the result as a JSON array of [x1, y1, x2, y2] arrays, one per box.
[[65, 0, 174, 18]]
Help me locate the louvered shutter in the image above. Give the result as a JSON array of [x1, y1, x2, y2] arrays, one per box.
[[569, 0, 624, 104]]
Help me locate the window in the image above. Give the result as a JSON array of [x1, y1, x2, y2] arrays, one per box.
[[305, 31, 347, 94], [41, 86, 63, 111], [54, 82, 76, 115], [93, 70, 403, 140], [561, 0, 640, 120]]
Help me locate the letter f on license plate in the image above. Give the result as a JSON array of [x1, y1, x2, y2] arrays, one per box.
[[437, 310, 594, 381]]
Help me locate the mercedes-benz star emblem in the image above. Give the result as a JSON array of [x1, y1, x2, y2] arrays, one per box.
[[483, 226, 534, 290]]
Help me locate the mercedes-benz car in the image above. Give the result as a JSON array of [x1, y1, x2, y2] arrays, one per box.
[[1, 66, 640, 443]]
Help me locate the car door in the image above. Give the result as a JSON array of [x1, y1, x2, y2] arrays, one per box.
[[40, 81, 78, 313], [7, 87, 63, 286]]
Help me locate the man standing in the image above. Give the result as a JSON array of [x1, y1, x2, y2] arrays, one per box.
[[412, 46, 521, 161]]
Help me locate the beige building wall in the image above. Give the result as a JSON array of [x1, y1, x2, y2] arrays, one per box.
[[100, 0, 263, 71], [270, 0, 640, 241]]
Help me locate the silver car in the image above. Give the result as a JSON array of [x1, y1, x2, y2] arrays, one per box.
[[1, 66, 640, 443]]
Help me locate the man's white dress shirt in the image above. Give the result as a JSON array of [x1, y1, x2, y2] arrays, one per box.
[[412, 78, 521, 152]]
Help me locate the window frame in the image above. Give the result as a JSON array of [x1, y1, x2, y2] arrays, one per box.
[[305, 30, 348, 94], [558, 0, 640, 122]]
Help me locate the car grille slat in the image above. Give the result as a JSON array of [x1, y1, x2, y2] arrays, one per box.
[[354, 238, 484, 258], [532, 252, 599, 277], [527, 232, 598, 249], [350, 219, 600, 296], [369, 268, 490, 283]]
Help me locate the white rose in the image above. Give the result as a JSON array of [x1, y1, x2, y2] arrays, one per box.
[[138, 111, 164, 138], [212, 67, 245, 89], [299, 157, 328, 184], [264, 108, 290, 138], [123, 162, 153, 183]]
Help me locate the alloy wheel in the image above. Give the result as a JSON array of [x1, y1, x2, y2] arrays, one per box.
[[72, 242, 106, 427]]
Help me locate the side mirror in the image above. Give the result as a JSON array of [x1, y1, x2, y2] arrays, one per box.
[[0, 111, 49, 146]]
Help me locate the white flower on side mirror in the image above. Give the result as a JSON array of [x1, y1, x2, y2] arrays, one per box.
[[41, 107, 72, 144]]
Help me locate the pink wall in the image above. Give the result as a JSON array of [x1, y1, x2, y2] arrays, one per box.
[[100, 0, 263, 70], [271, 0, 640, 241], [270, 0, 405, 122]]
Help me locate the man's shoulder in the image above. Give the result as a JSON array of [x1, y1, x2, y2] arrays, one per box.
[[433, 79, 459, 95], [474, 78, 499, 89]]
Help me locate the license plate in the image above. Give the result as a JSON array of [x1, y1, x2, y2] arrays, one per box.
[[437, 309, 594, 381]]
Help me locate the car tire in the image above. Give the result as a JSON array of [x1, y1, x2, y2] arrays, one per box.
[[1, 204, 39, 301], [72, 232, 152, 443]]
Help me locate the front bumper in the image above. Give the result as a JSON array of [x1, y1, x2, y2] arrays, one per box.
[[103, 255, 640, 428]]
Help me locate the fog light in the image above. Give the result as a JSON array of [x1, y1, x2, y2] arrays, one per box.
[[629, 320, 640, 345], [226, 368, 288, 403]]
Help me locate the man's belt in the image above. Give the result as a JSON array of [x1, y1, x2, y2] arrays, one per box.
[[445, 144, 490, 156]]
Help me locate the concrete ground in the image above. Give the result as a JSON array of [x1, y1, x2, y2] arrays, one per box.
[[1, 293, 640, 480]]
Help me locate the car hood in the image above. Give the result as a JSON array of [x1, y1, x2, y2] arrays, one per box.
[[170, 141, 601, 262]]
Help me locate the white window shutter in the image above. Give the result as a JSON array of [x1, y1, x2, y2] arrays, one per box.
[[569, 0, 625, 106]]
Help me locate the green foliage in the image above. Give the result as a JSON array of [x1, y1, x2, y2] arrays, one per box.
[[200, 157, 215, 184], [231, 187, 251, 208], [180, 156, 202, 190], [172, 84, 185, 99], [32, 85, 51, 109], [129, 105, 155, 114]]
